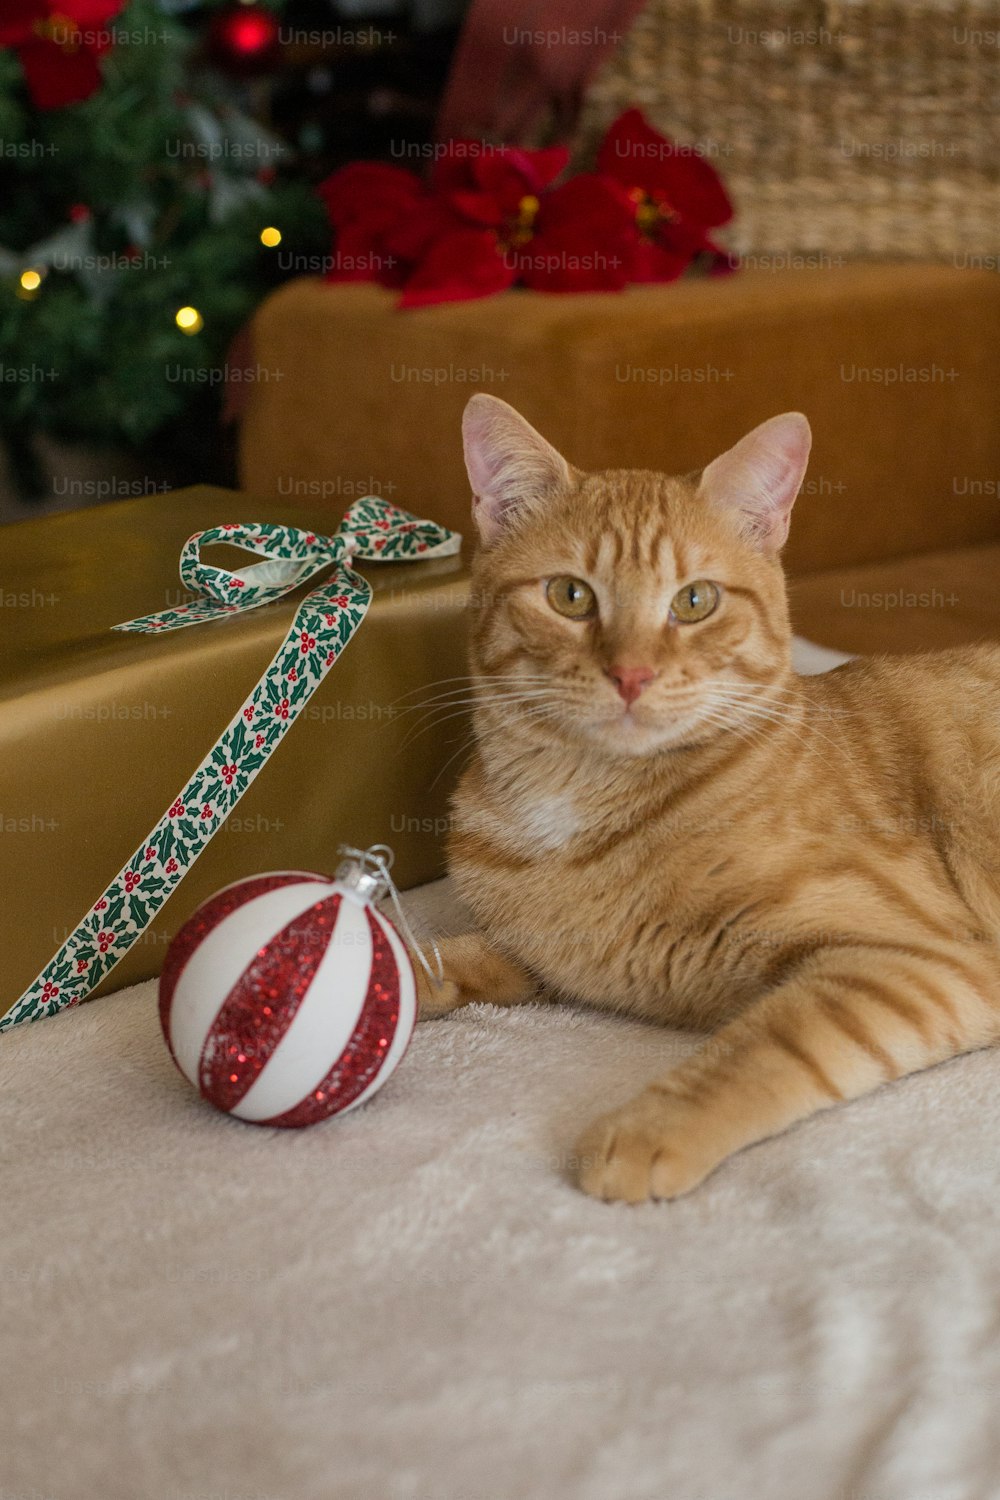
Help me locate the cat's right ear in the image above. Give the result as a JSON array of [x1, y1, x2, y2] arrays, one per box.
[[697, 412, 812, 554], [462, 394, 573, 545]]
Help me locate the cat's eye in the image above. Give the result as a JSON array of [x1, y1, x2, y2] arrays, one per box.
[[670, 580, 720, 624], [546, 576, 597, 620]]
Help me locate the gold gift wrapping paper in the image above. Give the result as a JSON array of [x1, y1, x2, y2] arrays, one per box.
[[0, 485, 470, 1004]]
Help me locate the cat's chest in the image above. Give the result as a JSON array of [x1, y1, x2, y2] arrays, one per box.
[[451, 789, 759, 1023], [473, 786, 582, 853]]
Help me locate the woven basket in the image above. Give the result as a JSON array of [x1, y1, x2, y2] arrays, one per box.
[[577, 0, 1000, 260]]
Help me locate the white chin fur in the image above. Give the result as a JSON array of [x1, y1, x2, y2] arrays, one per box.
[[575, 710, 708, 758]]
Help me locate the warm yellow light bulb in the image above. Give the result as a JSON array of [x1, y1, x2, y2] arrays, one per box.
[[19, 269, 42, 292], [175, 305, 203, 334], [260, 226, 282, 247]]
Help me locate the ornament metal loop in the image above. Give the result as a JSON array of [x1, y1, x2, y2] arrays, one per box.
[[336, 843, 444, 991]]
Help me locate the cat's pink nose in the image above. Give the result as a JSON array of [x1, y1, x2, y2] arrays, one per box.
[[607, 665, 656, 706]]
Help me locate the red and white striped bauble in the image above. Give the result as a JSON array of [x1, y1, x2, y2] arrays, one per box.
[[158, 868, 416, 1127]]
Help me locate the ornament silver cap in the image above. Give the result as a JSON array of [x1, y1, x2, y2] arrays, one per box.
[[335, 844, 393, 903]]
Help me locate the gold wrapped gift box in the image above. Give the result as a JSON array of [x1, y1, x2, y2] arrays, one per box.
[[0, 486, 469, 1006], [239, 266, 1000, 578]]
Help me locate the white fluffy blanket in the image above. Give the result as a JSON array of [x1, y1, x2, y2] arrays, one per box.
[[7, 638, 1000, 1500]]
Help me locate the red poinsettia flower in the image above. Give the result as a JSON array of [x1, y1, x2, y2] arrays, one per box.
[[400, 143, 634, 307], [317, 112, 736, 306], [596, 108, 734, 281], [0, 0, 125, 110]]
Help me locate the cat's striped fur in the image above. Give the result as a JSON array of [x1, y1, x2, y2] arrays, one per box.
[[415, 395, 1000, 1203]]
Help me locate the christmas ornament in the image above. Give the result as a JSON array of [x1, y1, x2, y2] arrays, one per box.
[[159, 846, 434, 1127], [208, 4, 280, 74]]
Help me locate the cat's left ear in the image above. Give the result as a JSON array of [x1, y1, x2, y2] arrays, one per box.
[[697, 413, 812, 553], [463, 394, 574, 544]]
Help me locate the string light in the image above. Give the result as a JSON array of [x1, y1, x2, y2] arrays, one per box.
[[19, 269, 42, 295], [175, 305, 203, 334], [260, 226, 281, 247]]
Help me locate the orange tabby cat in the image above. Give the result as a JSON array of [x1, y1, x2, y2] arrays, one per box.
[[415, 393, 1000, 1203]]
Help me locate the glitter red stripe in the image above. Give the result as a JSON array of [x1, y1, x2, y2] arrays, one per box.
[[158, 872, 323, 1064], [197, 892, 342, 1112], [259, 907, 402, 1128]]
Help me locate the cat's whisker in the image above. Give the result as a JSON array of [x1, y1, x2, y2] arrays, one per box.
[[706, 697, 807, 732], [477, 701, 561, 730], [388, 673, 549, 704], [386, 677, 550, 714], [428, 730, 478, 789], [389, 688, 551, 724], [710, 687, 839, 726], [404, 690, 553, 722], [704, 694, 802, 726], [704, 684, 816, 718], [398, 695, 555, 750], [385, 676, 549, 717], [701, 692, 813, 742], [706, 689, 857, 767], [380, 692, 551, 743], [395, 705, 548, 747], [710, 678, 862, 728], [718, 682, 860, 725], [695, 706, 772, 750]]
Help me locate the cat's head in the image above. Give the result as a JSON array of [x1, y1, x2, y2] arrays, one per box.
[[463, 394, 810, 759]]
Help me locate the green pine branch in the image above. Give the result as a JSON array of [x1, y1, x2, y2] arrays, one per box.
[[0, 0, 327, 469]]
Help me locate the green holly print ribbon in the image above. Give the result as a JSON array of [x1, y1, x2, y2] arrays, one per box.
[[0, 498, 460, 1032]]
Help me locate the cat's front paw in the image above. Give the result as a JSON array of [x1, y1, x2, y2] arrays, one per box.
[[412, 962, 464, 1020], [411, 933, 536, 1020], [575, 1090, 713, 1204]]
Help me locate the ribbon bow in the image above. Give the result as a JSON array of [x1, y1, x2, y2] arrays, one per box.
[[1, 498, 460, 1031]]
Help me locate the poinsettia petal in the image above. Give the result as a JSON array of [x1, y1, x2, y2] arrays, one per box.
[[0, 0, 46, 46], [65, 0, 125, 24], [326, 223, 405, 287], [430, 142, 485, 195], [650, 150, 733, 230], [497, 145, 570, 194], [318, 162, 425, 229], [449, 190, 506, 228], [0, 0, 125, 49], [516, 175, 636, 292], [17, 40, 105, 109], [597, 106, 733, 229], [433, 142, 569, 211], [596, 107, 661, 184], [537, 173, 635, 235], [656, 217, 722, 261], [466, 156, 540, 219], [383, 198, 462, 263], [400, 229, 514, 308], [629, 239, 692, 284], [518, 224, 632, 293]]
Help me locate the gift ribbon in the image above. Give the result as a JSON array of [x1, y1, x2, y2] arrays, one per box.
[[0, 498, 460, 1032]]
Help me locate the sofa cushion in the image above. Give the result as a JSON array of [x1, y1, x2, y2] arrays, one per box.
[[240, 265, 1000, 578], [790, 544, 1000, 655]]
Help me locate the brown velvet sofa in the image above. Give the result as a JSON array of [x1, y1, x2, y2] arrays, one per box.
[[239, 264, 1000, 658]]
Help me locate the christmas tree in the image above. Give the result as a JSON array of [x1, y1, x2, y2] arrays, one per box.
[[0, 0, 328, 495]]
